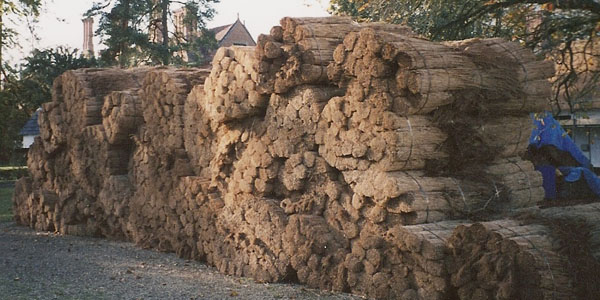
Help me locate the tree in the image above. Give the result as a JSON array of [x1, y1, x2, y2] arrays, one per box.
[[0, 65, 28, 162], [87, 0, 219, 67], [19, 47, 98, 109], [89, 0, 151, 67], [0, 0, 42, 85], [0, 47, 97, 162], [170, 1, 219, 66], [329, 0, 526, 41], [329, 0, 600, 114]]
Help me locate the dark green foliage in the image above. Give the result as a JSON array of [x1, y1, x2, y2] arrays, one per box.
[[87, 0, 219, 67], [0, 75, 29, 162], [0, 1, 43, 163], [20, 47, 98, 109], [328, 0, 527, 41], [91, 0, 155, 66], [328, 1, 600, 42], [0, 47, 97, 163]]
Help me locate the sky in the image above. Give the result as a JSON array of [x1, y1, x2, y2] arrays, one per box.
[[5, 0, 331, 64]]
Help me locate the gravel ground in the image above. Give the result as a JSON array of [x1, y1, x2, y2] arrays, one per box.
[[0, 221, 365, 300]]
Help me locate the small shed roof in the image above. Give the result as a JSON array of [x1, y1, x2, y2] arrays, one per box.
[[19, 108, 40, 136]]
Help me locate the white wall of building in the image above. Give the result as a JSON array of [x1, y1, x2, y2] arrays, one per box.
[[22, 135, 36, 149]]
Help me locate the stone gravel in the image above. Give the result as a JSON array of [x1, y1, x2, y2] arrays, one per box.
[[0, 221, 365, 300]]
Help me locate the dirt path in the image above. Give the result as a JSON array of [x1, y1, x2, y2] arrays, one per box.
[[0, 221, 364, 300]]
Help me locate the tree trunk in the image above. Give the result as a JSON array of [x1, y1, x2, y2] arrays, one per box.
[[119, 0, 130, 68], [160, 0, 169, 65]]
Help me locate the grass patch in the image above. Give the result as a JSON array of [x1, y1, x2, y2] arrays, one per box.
[[0, 186, 14, 222], [0, 166, 27, 181]]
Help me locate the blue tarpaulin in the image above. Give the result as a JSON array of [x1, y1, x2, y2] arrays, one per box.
[[558, 166, 600, 198], [529, 112, 591, 169], [535, 165, 557, 199], [529, 112, 600, 199]]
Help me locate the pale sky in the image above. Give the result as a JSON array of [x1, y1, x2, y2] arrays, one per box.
[[5, 0, 331, 64]]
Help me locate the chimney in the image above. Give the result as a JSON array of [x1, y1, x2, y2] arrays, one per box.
[[82, 17, 94, 58]]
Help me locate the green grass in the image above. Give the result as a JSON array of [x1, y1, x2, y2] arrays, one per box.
[[0, 186, 14, 222], [0, 166, 27, 181]]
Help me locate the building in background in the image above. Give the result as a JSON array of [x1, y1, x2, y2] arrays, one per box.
[[173, 9, 255, 62], [82, 5, 255, 62], [208, 16, 256, 47], [173, 9, 255, 47], [19, 108, 40, 149], [554, 39, 600, 169], [559, 113, 600, 170], [173, 7, 198, 41]]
